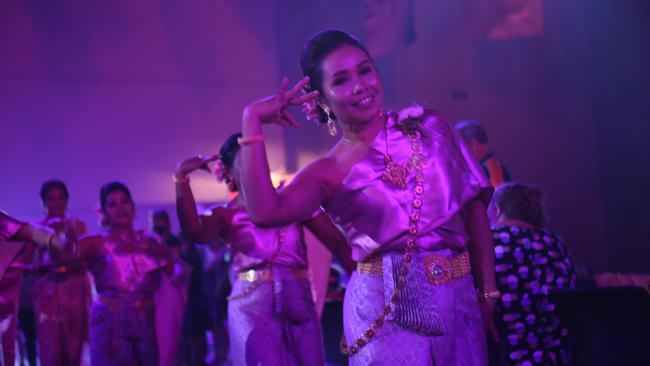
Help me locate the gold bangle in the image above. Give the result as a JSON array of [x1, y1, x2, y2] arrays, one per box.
[[173, 174, 190, 184], [478, 289, 501, 301], [237, 135, 264, 145]]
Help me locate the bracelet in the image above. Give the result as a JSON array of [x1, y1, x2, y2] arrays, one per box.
[[173, 174, 190, 184], [478, 289, 501, 301], [237, 135, 265, 146]]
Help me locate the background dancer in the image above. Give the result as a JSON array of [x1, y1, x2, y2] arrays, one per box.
[[175, 132, 354, 365]]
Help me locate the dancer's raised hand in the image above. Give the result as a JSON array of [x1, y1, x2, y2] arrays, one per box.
[[243, 77, 319, 128], [175, 153, 220, 178]]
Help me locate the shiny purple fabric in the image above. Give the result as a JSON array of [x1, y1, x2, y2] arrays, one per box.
[[0, 212, 29, 366], [324, 112, 492, 364], [345, 270, 487, 366], [325, 112, 492, 262], [83, 231, 173, 366], [217, 207, 324, 365], [220, 206, 308, 272], [86, 231, 172, 295], [35, 216, 90, 366], [0, 211, 24, 243], [228, 270, 323, 366]]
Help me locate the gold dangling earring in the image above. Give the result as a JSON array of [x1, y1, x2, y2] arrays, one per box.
[[323, 106, 338, 137]]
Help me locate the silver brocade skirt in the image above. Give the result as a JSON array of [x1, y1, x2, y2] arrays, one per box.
[[345, 250, 488, 366], [228, 266, 324, 366]]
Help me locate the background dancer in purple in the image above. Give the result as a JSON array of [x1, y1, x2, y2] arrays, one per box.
[[74, 182, 181, 366], [0, 211, 64, 366], [237, 30, 498, 365], [32, 180, 91, 366], [175, 132, 354, 366]]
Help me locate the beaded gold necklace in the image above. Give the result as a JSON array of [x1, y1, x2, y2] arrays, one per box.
[[343, 110, 411, 190], [340, 128, 426, 356]]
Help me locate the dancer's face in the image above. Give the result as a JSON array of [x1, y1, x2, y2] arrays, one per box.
[[43, 188, 68, 218], [319, 44, 384, 126], [103, 190, 135, 228]]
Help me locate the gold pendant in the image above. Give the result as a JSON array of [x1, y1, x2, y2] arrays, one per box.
[[381, 155, 409, 189]]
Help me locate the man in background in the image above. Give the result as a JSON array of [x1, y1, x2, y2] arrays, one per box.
[[456, 120, 511, 187]]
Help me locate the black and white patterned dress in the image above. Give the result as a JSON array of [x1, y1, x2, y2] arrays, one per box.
[[492, 226, 576, 366]]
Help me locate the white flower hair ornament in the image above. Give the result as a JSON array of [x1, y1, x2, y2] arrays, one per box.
[[396, 104, 425, 133], [301, 98, 321, 123]]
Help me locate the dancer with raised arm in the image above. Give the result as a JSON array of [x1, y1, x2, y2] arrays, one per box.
[[237, 29, 498, 365], [175, 133, 354, 365]]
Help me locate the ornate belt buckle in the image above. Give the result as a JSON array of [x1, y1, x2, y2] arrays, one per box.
[[423, 255, 453, 285]]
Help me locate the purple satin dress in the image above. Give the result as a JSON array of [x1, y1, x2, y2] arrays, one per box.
[[217, 205, 324, 366], [0, 211, 31, 366], [325, 112, 492, 365], [34, 216, 90, 366], [81, 231, 174, 366]]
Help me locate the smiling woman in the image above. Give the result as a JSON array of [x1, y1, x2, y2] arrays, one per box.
[[236, 29, 497, 365], [62, 182, 183, 366]]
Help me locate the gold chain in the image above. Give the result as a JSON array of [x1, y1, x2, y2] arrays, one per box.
[[227, 226, 287, 301], [341, 130, 426, 356]]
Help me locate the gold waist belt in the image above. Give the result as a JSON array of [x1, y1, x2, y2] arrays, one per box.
[[237, 268, 310, 282], [357, 251, 471, 285]]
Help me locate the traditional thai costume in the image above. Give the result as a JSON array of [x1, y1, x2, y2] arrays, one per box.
[[325, 112, 492, 365], [34, 216, 90, 366], [219, 205, 324, 366], [80, 231, 175, 366], [0, 212, 32, 366]]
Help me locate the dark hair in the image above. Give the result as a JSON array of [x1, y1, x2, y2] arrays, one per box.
[[219, 132, 242, 192], [40, 180, 69, 202], [456, 120, 488, 144], [301, 29, 372, 124], [100, 181, 133, 211], [219, 132, 242, 169], [151, 209, 170, 223], [489, 182, 546, 227]]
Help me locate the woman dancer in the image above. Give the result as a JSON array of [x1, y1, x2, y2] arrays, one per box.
[[33, 180, 91, 366], [175, 132, 354, 365], [75, 182, 180, 366], [237, 30, 498, 365], [0, 211, 63, 365], [489, 182, 576, 365]]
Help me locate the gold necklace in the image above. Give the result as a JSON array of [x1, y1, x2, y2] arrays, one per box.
[[340, 129, 426, 355], [344, 110, 410, 189]]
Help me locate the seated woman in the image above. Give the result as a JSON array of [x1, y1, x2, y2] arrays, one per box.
[[488, 182, 576, 366], [73, 182, 181, 366], [175, 132, 354, 366]]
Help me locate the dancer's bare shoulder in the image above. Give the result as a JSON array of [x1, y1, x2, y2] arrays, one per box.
[[296, 142, 367, 202]]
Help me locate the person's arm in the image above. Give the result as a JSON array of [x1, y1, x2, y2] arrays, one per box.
[[74, 234, 104, 261], [175, 155, 227, 244], [303, 212, 355, 275], [464, 198, 499, 340], [14, 224, 66, 250], [240, 77, 328, 226]]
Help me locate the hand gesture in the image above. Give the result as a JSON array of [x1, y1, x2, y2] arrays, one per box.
[[176, 153, 220, 178], [243, 77, 319, 127]]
